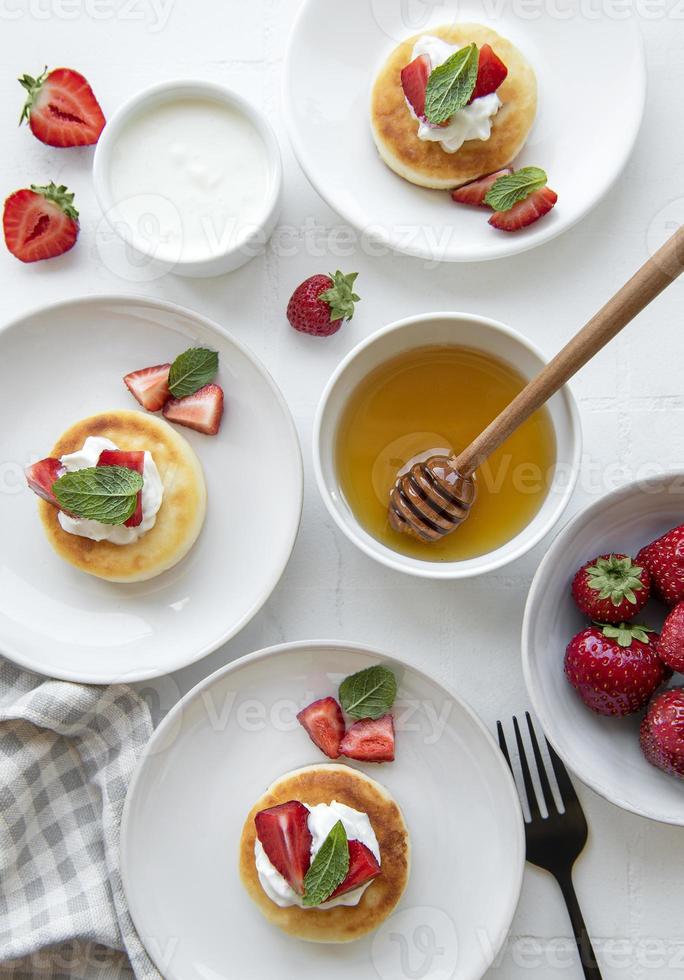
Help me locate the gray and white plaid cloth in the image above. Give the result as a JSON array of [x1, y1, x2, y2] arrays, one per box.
[[0, 658, 161, 980]]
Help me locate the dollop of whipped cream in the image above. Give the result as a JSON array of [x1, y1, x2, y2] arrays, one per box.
[[410, 35, 501, 153], [255, 800, 380, 910], [57, 436, 163, 546]]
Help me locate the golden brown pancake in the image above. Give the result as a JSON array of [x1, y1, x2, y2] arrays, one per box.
[[239, 764, 410, 943], [370, 23, 537, 189], [38, 410, 207, 582]]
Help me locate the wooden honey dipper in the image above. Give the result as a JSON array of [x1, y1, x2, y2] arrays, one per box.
[[389, 225, 684, 542]]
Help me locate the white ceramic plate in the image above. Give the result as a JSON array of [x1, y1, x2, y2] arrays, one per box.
[[121, 641, 524, 980], [284, 0, 645, 262], [0, 296, 302, 684], [523, 474, 684, 826]]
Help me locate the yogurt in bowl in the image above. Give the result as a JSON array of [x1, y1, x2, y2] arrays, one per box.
[[93, 81, 282, 277]]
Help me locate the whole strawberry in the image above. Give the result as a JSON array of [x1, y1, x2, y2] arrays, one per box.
[[640, 687, 684, 778], [657, 602, 684, 673], [564, 622, 666, 717], [637, 524, 684, 607], [571, 553, 651, 624], [287, 271, 359, 337]]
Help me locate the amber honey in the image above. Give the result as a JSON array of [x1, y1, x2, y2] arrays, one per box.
[[335, 345, 557, 562]]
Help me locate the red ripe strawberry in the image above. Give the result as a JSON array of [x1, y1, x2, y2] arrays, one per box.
[[123, 363, 171, 413], [163, 383, 224, 435], [296, 697, 345, 759], [451, 168, 513, 207], [564, 623, 666, 717], [400, 54, 431, 118], [329, 840, 381, 899], [657, 602, 684, 673], [640, 687, 684, 778], [98, 449, 145, 528], [19, 67, 105, 147], [3, 183, 78, 263], [489, 186, 557, 232], [571, 554, 651, 624], [469, 44, 508, 102], [637, 524, 684, 607], [254, 801, 312, 895], [340, 714, 395, 763], [25, 457, 65, 506], [287, 271, 360, 337]]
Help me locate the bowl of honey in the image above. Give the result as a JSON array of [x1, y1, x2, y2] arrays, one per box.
[[314, 313, 581, 578]]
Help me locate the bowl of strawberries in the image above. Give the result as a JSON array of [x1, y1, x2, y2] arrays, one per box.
[[523, 473, 684, 825]]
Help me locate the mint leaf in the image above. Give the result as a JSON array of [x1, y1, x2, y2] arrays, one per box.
[[424, 43, 479, 124], [168, 347, 218, 398], [302, 820, 349, 907], [339, 665, 397, 720], [484, 167, 548, 212], [53, 466, 143, 525]]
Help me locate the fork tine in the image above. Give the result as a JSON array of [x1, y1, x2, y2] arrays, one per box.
[[513, 715, 540, 821], [545, 736, 580, 808], [497, 720, 512, 768], [525, 712, 559, 816]]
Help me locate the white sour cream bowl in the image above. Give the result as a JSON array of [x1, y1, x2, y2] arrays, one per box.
[[93, 81, 282, 277]]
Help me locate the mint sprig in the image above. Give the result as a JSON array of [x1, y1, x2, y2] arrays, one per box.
[[168, 347, 218, 398], [484, 167, 548, 212], [339, 665, 397, 720], [53, 466, 143, 525], [302, 820, 349, 907], [424, 43, 479, 125]]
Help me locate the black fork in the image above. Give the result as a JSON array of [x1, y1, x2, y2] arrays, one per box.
[[498, 712, 603, 980]]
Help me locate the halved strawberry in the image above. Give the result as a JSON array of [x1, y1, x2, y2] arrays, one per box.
[[451, 168, 513, 207], [4, 183, 79, 263], [469, 44, 508, 102], [254, 801, 312, 895], [97, 449, 145, 528], [123, 363, 171, 413], [489, 186, 558, 232], [25, 457, 65, 506], [19, 67, 105, 147], [162, 383, 224, 435], [297, 697, 345, 759], [339, 714, 395, 763], [329, 840, 381, 899], [400, 54, 431, 118]]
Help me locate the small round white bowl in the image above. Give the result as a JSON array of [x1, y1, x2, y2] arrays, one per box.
[[313, 312, 580, 579], [523, 474, 684, 826], [93, 80, 282, 278]]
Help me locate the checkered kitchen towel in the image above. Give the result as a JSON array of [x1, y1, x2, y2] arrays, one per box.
[[0, 658, 161, 979]]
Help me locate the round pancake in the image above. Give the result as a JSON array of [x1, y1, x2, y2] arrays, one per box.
[[239, 764, 410, 943], [39, 410, 207, 583], [370, 23, 537, 189]]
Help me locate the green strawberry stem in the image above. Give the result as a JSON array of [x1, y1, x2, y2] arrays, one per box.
[[585, 555, 646, 608], [596, 622, 655, 648], [320, 271, 360, 322], [31, 182, 79, 221]]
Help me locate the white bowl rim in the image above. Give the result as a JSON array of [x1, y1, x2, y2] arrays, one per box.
[[522, 471, 684, 826], [0, 292, 304, 684], [93, 79, 283, 270], [282, 1, 646, 264], [121, 637, 526, 978], [313, 310, 582, 580]]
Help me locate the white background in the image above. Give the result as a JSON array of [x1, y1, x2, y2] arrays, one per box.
[[1, 0, 683, 976]]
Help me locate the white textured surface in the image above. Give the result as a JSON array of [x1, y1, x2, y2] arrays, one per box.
[[1, 1, 683, 976]]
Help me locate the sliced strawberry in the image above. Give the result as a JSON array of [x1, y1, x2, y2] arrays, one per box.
[[123, 363, 171, 412], [489, 186, 558, 232], [98, 449, 145, 528], [19, 67, 105, 147], [296, 697, 345, 759], [401, 54, 431, 119], [451, 168, 513, 207], [469, 44, 508, 102], [254, 801, 312, 895], [329, 840, 381, 899], [3, 183, 79, 263], [340, 714, 395, 763], [25, 457, 65, 506], [162, 383, 224, 435]]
